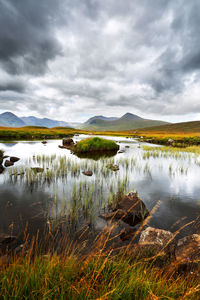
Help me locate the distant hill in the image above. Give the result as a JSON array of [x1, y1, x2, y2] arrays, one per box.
[[80, 113, 169, 131], [21, 116, 80, 128], [0, 112, 81, 128], [85, 115, 118, 125], [0, 112, 26, 127], [138, 120, 200, 134]]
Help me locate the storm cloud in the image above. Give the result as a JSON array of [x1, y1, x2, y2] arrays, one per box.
[[0, 0, 200, 122]]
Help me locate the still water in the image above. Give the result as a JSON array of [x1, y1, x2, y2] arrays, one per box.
[[0, 135, 199, 240]]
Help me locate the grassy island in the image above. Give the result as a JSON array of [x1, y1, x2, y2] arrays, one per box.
[[73, 137, 119, 153]]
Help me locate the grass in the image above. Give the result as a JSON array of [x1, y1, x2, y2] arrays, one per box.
[[0, 126, 87, 140], [73, 137, 119, 153], [143, 145, 200, 155], [0, 226, 199, 299]]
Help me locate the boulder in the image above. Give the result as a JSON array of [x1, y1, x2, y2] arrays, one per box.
[[42, 140, 47, 144], [10, 157, 20, 163], [82, 170, 93, 176], [117, 192, 149, 223], [139, 227, 173, 250], [5, 160, 14, 167], [175, 234, 200, 262], [63, 138, 74, 146], [100, 192, 149, 227]]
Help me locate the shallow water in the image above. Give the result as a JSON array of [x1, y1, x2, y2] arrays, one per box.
[[0, 135, 199, 240]]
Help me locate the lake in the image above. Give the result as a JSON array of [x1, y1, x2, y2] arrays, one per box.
[[0, 135, 199, 244]]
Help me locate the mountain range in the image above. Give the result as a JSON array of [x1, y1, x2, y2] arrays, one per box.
[[0, 112, 81, 128], [79, 113, 169, 131], [0, 111, 169, 131]]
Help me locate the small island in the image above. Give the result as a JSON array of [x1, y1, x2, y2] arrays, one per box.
[[73, 137, 119, 153]]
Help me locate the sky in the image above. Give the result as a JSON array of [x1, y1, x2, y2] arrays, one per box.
[[0, 0, 200, 123]]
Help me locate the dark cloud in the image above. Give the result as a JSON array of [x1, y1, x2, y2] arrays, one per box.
[[0, 0, 62, 75], [0, 0, 200, 121]]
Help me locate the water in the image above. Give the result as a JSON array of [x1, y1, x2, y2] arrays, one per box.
[[0, 135, 199, 241]]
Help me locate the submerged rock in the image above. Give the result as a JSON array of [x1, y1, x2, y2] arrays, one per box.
[[10, 156, 20, 163], [5, 160, 14, 167], [82, 170, 93, 176]]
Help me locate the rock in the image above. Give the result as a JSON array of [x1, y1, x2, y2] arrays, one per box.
[[100, 209, 125, 221], [175, 234, 200, 262], [117, 192, 149, 226], [59, 138, 75, 150], [0, 235, 17, 245], [10, 157, 20, 163], [125, 146, 130, 148], [63, 138, 74, 146], [100, 192, 149, 227], [82, 170, 93, 176], [139, 227, 173, 250], [106, 164, 119, 171], [0, 165, 4, 174], [42, 140, 47, 144], [31, 167, 44, 173], [3, 155, 9, 159], [118, 150, 125, 153], [4, 160, 14, 167]]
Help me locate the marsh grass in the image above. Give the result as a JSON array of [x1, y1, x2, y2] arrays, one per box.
[[0, 213, 199, 300]]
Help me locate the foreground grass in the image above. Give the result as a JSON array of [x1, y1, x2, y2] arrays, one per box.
[[0, 251, 199, 299], [73, 137, 119, 153]]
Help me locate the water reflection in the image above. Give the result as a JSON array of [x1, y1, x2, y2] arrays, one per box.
[[0, 135, 199, 240]]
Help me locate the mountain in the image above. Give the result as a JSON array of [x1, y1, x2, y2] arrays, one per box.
[[21, 116, 77, 128], [85, 115, 118, 125], [80, 113, 169, 131], [0, 112, 81, 128], [0, 112, 26, 127]]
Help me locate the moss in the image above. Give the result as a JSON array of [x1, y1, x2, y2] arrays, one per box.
[[73, 137, 119, 153]]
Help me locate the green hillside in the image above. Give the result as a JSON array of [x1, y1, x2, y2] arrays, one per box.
[[80, 113, 168, 131], [139, 120, 200, 133]]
